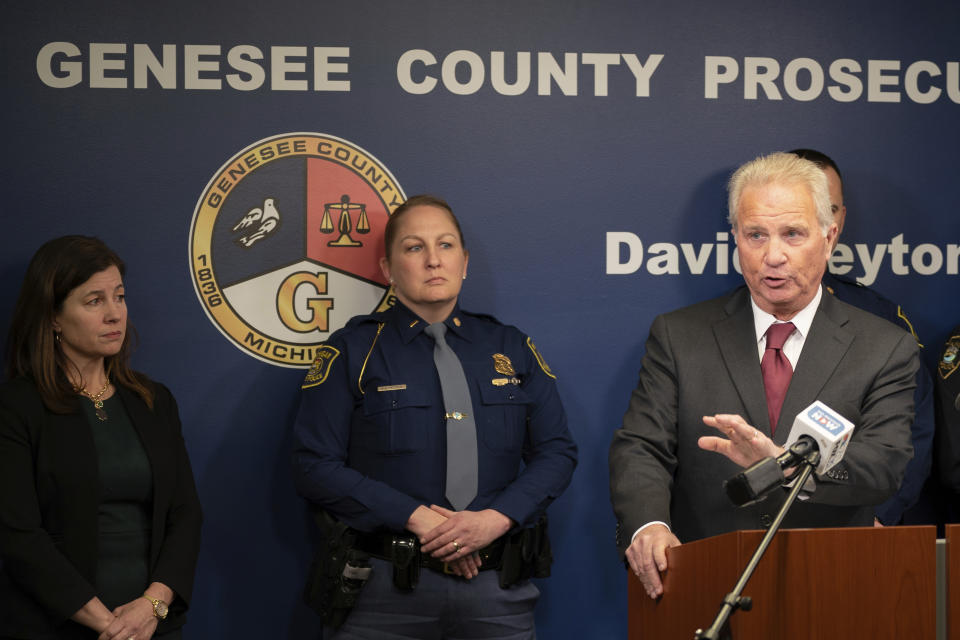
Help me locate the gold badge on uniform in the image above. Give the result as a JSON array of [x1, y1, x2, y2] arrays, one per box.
[[526, 337, 556, 379], [492, 353, 515, 376], [302, 345, 341, 389], [940, 335, 960, 380]]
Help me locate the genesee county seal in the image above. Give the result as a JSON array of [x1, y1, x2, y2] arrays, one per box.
[[189, 132, 405, 367]]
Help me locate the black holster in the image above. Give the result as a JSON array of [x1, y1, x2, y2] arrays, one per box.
[[498, 516, 553, 588], [390, 533, 421, 591], [303, 509, 373, 628]]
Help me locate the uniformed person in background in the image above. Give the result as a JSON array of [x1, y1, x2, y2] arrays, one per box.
[[935, 326, 960, 524], [292, 194, 577, 639], [790, 148, 935, 526]]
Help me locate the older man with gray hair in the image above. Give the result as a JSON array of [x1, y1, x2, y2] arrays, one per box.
[[609, 152, 918, 599]]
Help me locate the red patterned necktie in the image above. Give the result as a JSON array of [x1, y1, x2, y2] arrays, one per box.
[[762, 322, 795, 434]]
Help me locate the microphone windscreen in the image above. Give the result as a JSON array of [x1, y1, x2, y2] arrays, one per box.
[[783, 401, 854, 475]]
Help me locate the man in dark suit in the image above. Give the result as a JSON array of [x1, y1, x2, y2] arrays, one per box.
[[608, 152, 917, 600]]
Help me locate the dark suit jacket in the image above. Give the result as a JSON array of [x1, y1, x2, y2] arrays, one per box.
[[609, 287, 918, 554], [0, 377, 202, 639]]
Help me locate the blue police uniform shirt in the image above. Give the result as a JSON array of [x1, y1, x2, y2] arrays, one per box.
[[823, 272, 934, 524], [292, 300, 578, 533]]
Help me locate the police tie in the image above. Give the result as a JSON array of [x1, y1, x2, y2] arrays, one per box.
[[425, 322, 478, 511], [762, 322, 795, 434]]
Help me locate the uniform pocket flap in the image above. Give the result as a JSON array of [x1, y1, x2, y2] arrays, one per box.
[[362, 385, 431, 415], [477, 383, 530, 406]]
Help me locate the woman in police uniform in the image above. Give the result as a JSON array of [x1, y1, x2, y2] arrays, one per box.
[[293, 195, 577, 639]]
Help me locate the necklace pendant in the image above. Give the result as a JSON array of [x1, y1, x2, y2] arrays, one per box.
[[77, 376, 110, 421]]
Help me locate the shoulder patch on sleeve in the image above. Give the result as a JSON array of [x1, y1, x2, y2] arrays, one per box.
[[526, 337, 556, 379], [939, 335, 960, 380], [302, 345, 341, 389], [460, 309, 502, 324]]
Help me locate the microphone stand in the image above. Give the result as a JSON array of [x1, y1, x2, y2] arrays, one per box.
[[694, 449, 821, 640]]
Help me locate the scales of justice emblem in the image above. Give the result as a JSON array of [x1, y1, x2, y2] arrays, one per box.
[[320, 194, 370, 247], [189, 132, 406, 368]]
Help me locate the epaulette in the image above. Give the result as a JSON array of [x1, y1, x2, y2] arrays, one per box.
[[825, 274, 893, 305], [340, 311, 388, 332], [824, 272, 864, 290], [824, 274, 920, 346], [459, 308, 503, 325]]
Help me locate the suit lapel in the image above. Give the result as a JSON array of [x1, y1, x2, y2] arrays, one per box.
[[713, 289, 771, 433], [776, 294, 853, 443]]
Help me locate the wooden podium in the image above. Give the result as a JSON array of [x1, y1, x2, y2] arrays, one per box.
[[628, 526, 938, 639], [948, 524, 960, 639]]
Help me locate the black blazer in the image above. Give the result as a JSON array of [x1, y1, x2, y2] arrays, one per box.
[[0, 376, 202, 639]]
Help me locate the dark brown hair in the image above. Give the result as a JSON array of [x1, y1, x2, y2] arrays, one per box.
[[5, 236, 154, 412], [383, 194, 466, 259]]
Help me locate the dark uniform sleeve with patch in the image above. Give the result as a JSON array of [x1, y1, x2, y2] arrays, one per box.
[[292, 323, 423, 532], [935, 327, 960, 496]]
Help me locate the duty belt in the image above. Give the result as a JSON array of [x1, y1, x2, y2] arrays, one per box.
[[354, 530, 505, 575]]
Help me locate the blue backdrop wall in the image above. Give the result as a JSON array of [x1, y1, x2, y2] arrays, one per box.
[[3, 1, 959, 637]]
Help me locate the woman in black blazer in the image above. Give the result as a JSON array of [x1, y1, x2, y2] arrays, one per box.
[[0, 236, 202, 640]]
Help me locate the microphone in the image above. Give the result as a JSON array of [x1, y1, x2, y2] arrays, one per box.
[[782, 400, 854, 475], [724, 401, 854, 506]]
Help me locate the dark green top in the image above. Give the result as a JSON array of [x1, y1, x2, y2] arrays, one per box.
[[80, 394, 153, 610]]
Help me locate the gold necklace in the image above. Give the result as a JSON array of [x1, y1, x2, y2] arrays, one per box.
[[78, 377, 110, 421]]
